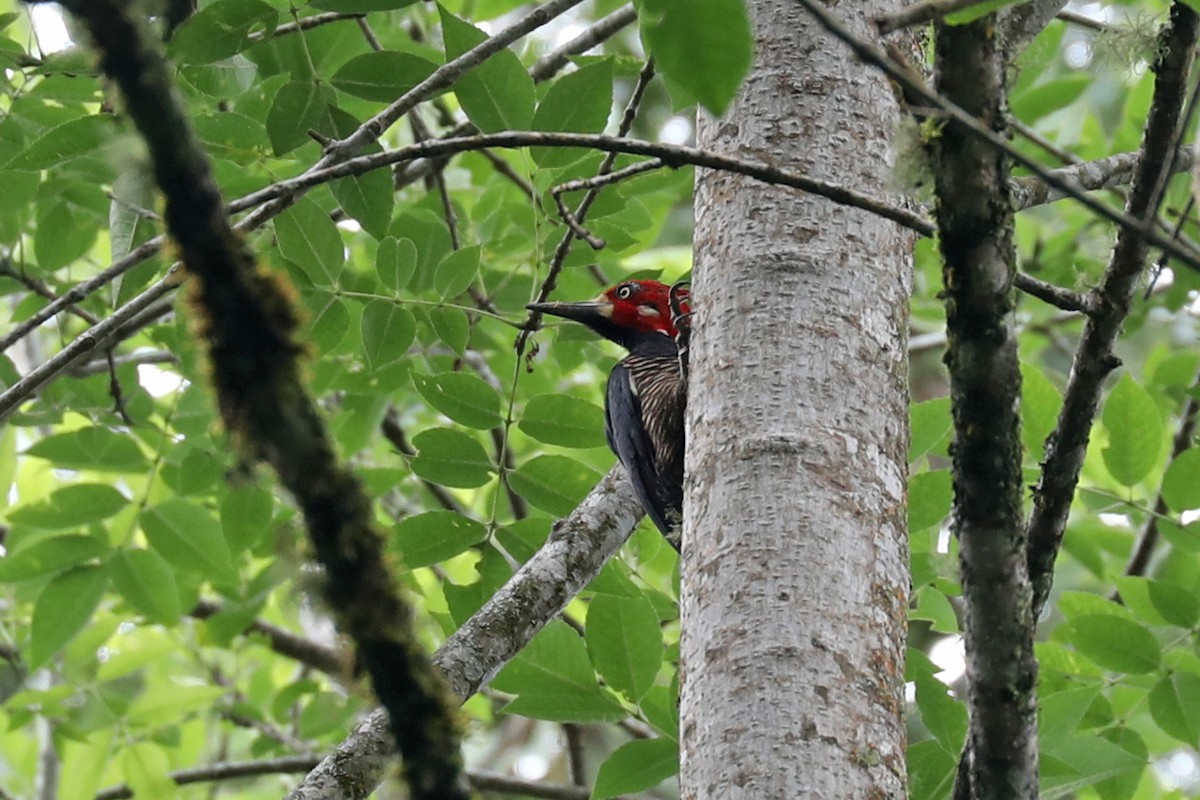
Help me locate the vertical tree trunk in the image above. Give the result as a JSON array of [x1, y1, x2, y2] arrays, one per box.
[[680, 1, 911, 797]]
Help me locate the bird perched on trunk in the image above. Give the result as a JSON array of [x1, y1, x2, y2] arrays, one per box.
[[528, 280, 690, 550]]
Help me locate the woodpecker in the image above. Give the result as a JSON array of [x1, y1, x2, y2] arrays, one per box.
[[528, 280, 690, 550]]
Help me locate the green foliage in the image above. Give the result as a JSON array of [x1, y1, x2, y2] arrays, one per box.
[[1, 0, 1198, 798]]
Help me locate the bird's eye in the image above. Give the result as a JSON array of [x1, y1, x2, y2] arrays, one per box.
[[615, 284, 635, 300]]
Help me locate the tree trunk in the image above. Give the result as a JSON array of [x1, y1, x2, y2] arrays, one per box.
[[680, 1, 912, 797]]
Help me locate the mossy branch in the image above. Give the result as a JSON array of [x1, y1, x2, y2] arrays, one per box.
[[38, 1, 469, 797]]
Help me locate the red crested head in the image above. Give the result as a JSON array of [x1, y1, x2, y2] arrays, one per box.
[[526, 279, 690, 350], [601, 279, 689, 338]]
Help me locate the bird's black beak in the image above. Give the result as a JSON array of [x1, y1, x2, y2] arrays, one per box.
[[525, 298, 613, 327]]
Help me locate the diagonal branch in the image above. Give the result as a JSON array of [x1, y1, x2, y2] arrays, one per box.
[[285, 466, 643, 800], [0, 3, 637, 362], [1118, 368, 1200, 584], [794, 0, 1200, 274], [43, 1, 471, 797], [1026, 3, 1200, 617]]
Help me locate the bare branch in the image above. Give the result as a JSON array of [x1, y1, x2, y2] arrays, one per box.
[[285, 466, 643, 800], [247, 11, 363, 44], [190, 600, 348, 677], [1011, 146, 1196, 210], [876, 0, 1012, 34], [793, 0, 1200, 274], [1013, 273, 1098, 314], [1119, 370, 1200, 584], [530, 4, 637, 81], [1027, 3, 1200, 617], [1000, 0, 1071, 53], [232, 131, 937, 236]]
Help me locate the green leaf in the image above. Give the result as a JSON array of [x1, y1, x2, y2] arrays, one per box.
[[220, 485, 274, 554], [1011, 75, 1092, 124], [167, 0, 277, 64], [30, 563, 109, 668], [331, 51, 438, 102], [638, 0, 752, 115], [910, 397, 951, 462], [912, 586, 958, 634], [946, 0, 1028, 24], [592, 738, 678, 800], [118, 743, 176, 799], [1162, 448, 1200, 512], [434, 245, 481, 299], [110, 549, 181, 626], [0, 534, 109, 583], [492, 620, 625, 722], [1041, 731, 1146, 798], [908, 740, 957, 800], [1039, 686, 1100, 748], [1149, 671, 1200, 747], [312, 0, 418, 9], [7, 484, 128, 529], [519, 393, 607, 448], [411, 427, 494, 488], [266, 81, 334, 156], [915, 672, 966, 750], [128, 684, 229, 726], [141, 500, 238, 586], [586, 593, 663, 702], [303, 291, 350, 353], [25, 427, 148, 472], [440, 8, 535, 132], [276, 197, 344, 286], [1101, 374, 1163, 487], [428, 307, 470, 355], [413, 372, 502, 429], [908, 469, 952, 532], [361, 301, 416, 369], [331, 166, 394, 240], [377, 237, 418, 292], [7, 116, 115, 171], [1066, 614, 1160, 674], [532, 60, 613, 167], [393, 511, 487, 567], [510, 455, 601, 516], [1115, 577, 1200, 628], [1022, 363, 1062, 461]]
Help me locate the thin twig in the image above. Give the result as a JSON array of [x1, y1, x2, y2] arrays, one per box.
[[70, 350, 177, 377], [0, 234, 166, 355], [190, 600, 347, 676], [1056, 8, 1107, 32], [875, 0, 1009, 34], [794, 0, 1200, 274], [1025, 2, 1200, 615], [517, 58, 659, 359], [1013, 273, 1098, 314], [246, 11, 363, 44], [381, 408, 470, 516], [1118, 368, 1200, 585], [529, 4, 637, 82], [551, 159, 666, 248]]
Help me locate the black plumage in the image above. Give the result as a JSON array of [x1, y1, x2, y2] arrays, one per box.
[[605, 335, 685, 549], [527, 280, 688, 550]]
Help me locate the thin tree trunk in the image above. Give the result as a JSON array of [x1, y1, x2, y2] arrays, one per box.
[[680, 1, 912, 797]]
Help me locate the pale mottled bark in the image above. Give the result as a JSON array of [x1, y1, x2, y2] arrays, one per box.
[[286, 467, 642, 800], [681, 1, 912, 797]]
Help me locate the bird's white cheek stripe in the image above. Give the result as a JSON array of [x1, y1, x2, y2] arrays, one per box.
[[638, 305, 660, 317]]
